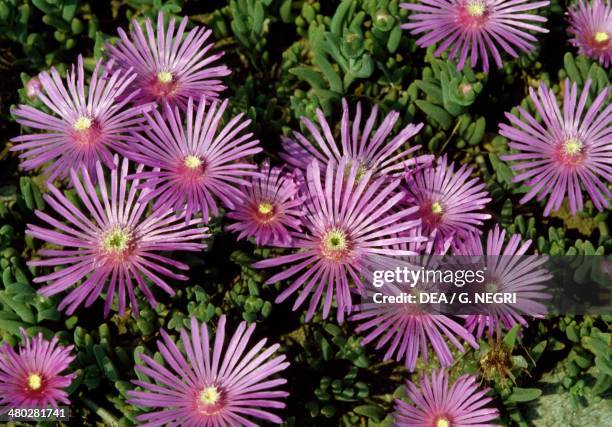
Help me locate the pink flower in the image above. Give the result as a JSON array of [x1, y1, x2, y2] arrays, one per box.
[[254, 159, 425, 323], [281, 99, 429, 178], [394, 369, 499, 426], [454, 225, 551, 338], [107, 12, 230, 109], [402, 156, 491, 252], [567, 0, 612, 67], [27, 156, 209, 317], [11, 56, 147, 181], [402, 0, 550, 72], [227, 161, 304, 246], [351, 238, 478, 371], [500, 79, 611, 215], [124, 97, 261, 222], [128, 316, 289, 426], [0, 329, 75, 409]]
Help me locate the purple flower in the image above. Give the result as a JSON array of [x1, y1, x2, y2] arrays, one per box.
[[394, 369, 499, 426], [107, 12, 230, 109], [402, 156, 491, 252], [11, 56, 145, 181], [351, 241, 478, 371], [454, 225, 551, 338], [226, 161, 304, 246], [401, 0, 550, 72], [499, 79, 611, 215], [281, 99, 430, 178], [124, 97, 261, 221], [254, 159, 425, 323], [567, 0, 612, 67], [26, 156, 209, 317], [128, 315, 289, 426], [0, 329, 75, 409]]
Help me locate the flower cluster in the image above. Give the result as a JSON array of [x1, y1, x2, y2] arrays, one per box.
[[9, 4, 610, 425]]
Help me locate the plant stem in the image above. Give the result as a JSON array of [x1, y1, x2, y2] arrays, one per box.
[[81, 396, 119, 427]]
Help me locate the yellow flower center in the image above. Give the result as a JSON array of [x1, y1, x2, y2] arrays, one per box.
[[101, 228, 131, 253], [258, 202, 274, 215], [436, 418, 451, 427], [157, 71, 173, 83], [466, 0, 486, 16], [594, 31, 609, 43], [563, 138, 583, 156], [184, 155, 202, 169], [199, 386, 219, 405], [27, 373, 42, 391], [324, 229, 348, 252], [73, 116, 92, 131], [431, 201, 443, 215]]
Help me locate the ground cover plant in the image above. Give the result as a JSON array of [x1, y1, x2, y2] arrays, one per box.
[[0, 0, 610, 425]]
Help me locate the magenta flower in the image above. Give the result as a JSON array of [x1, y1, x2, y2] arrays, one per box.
[[11, 56, 146, 181], [128, 315, 289, 426], [499, 79, 611, 215], [401, 0, 550, 72], [107, 12, 230, 109], [26, 156, 209, 317], [567, 0, 612, 67], [351, 240, 478, 371], [0, 329, 75, 410], [402, 156, 491, 252], [124, 97, 261, 221], [281, 99, 430, 178], [226, 161, 304, 246], [454, 225, 551, 338], [254, 159, 425, 323], [394, 369, 499, 426]]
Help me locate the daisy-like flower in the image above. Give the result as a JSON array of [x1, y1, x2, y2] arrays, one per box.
[[226, 161, 304, 246], [254, 159, 425, 323], [402, 156, 491, 252], [499, 79, 611, 215], [128, 315, 289, 426], [124, 96, 261, 221], [454, 225, 551, 338], [401, 0, 550, 72], [0, 329, 75, 410], [351, 238, 478, 371], [567, 0, 612, 67], [26, 156, 209, 317], [107, 12, 230, 109], [394, 369, 499, 426], [281, 99, 430, 178], [11, 56, 146, 181]]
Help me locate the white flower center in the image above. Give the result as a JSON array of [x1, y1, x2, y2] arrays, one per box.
[[73, 116, 92, 131], [594, 31, 609, 43], [466, 0, 486, 16], [436, 418, 451, 427], [27, 373, 42, 391], [199, 386, 219, 405], [101, 228, 131, 254], [184, 155, 203, 169], [563, 138, 583, 156], [157, 71, 173, 83]]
